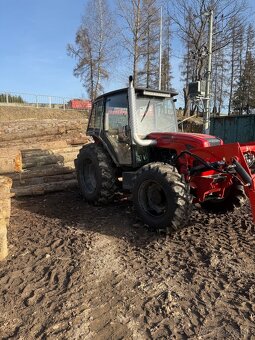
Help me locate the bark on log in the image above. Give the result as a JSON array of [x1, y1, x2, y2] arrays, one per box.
[[0, 176, 12, 260]]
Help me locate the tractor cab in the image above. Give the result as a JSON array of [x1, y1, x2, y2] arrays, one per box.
[[86, 79, 178, 168]]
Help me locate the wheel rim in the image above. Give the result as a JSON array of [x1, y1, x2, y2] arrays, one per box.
[[83, 159, 97, 194], [138, 180, 167, 217]]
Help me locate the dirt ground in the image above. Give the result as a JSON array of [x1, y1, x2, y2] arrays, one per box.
[[0, 190, 255, 339]]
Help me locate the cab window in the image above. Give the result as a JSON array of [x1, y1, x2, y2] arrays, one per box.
[[88, 99, 104, 130]]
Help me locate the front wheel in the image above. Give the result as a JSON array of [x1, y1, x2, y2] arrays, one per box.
[[133, 162, 192, 233]]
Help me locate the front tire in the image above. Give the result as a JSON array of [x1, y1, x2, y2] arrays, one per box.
[[75, 143, 117, 204], [133, 162, 192, 233]]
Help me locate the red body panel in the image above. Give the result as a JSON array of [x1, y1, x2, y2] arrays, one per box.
[[148, 132, 223, 153], [147, 132, 255, 223]]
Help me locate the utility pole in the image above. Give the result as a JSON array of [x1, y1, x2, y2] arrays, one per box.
[[203, 9, 213, 134], [158, 6, 163, 90]]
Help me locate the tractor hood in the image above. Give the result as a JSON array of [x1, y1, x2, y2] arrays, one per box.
[[147, 132, 223, 150]]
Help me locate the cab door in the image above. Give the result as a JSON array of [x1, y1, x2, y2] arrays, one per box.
[[104, 92, 132, 166]]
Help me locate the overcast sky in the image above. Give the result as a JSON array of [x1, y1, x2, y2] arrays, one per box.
[[0, 0, 254, 101]]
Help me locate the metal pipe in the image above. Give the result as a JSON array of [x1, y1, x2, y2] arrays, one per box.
[[128, 76, 156, 147], [232, 159, 252, 186], [203, 9, 213, 134]]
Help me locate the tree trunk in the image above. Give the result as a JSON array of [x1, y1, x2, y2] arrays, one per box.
[[183, 86, 191, 117]]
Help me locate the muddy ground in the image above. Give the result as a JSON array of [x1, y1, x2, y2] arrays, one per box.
[[0, 190, 254, 339]]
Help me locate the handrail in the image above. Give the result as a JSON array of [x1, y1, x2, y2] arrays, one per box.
[[178, 115, 197, 132]]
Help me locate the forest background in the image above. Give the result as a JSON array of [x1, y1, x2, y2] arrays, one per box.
[[68, 0, 255, 116]]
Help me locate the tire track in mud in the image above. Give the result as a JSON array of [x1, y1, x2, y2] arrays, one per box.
[[113, 204, 255, 339], [0, 206, 94, 339], [0, 192, 254, 339]]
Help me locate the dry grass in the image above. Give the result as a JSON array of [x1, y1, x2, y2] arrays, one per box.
[[0, 105, 88, 121]]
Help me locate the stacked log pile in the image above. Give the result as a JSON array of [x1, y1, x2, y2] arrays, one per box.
[[0, 119, 90, 196], [0, 176, 12, 260]]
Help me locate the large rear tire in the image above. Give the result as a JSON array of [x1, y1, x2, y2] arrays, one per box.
[[75, 143, 117, 204], [133, 162, 192, 233], [201, 183, 247, 212]]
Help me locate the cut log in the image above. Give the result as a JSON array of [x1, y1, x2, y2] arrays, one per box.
[[6, 164, 75, 181], [21, 147, 80, 169], [0, 119, 85, 142], [0, 223, 8, 261], [19, 140, 68, 151], [22, 154, 64, 169], [0, 199, 11, 218], [21, 146, 81, 158], [12, 179, 77, 197], [0, 151, 22, 174], [12, 172, 76, 187], [0, 176, 12, 197], [66, 136, 91, 145], [0, 176, 12, 260]]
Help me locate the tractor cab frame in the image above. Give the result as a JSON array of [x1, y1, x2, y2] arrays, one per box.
[[86, 83, 178, 169]]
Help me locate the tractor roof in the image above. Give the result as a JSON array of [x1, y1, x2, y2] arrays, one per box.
[[94, 87, 178, 102]]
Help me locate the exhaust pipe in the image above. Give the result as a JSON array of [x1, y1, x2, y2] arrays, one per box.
[[128, 76, 156, 147]]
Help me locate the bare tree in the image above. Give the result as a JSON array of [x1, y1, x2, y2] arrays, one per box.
[[117, 0, 144, 86], [117, 0, 172, 89], [161, 6, 173, 91], [67, 0, 116, 100], [168, 0, 249, 116], [233, 24, 255, 114], [225, 17, 245, 115], [138, 0, 160, 88]]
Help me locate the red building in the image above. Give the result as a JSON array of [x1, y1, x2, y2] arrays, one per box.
[[68, 99, 92, 110]]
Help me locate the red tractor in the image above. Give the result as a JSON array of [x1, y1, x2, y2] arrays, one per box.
[[75, 77, 255, 233]]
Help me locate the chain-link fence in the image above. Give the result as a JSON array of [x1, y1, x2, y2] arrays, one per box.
[[0, 92, 91, 110]]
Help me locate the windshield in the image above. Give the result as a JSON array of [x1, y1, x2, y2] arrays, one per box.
[[135, 95, 177, 137]]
